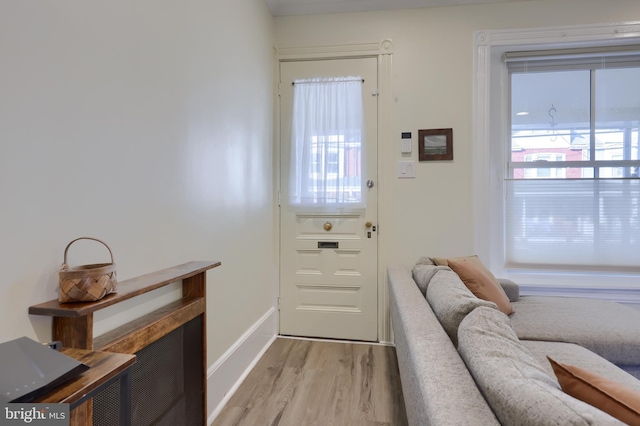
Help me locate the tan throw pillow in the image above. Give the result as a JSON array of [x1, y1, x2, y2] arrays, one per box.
[[549, 357, 640, 425], [448, 258, 514, 316], [432, 255, 499, 283]]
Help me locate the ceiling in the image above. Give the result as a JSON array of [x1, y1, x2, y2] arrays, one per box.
[[265, 0, 526, 16]]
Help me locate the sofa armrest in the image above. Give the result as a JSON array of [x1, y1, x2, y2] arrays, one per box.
[[388, 266, 500, 426], [497, 278, 520, 302]]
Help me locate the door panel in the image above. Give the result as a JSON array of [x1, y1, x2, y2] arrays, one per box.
[[279, 57, 378, 341]]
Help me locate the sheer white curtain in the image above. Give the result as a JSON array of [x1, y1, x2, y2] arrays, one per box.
[[289, 77, 364, 207]]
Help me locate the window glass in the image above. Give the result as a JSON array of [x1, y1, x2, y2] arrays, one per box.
[[596, 68, 640, 178], [511, 70, 590, 177]]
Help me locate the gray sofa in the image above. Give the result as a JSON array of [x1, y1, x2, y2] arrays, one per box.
[[389, 260, 640, 425]]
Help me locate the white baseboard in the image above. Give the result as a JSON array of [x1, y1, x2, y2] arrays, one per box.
[[279, 334, 394, 347], [206, 307, 278, 425]]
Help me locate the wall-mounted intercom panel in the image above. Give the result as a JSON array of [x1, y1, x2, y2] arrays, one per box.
[[401, 132, 412, 154]]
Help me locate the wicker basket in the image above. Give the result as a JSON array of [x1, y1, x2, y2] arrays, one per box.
[[58, 237, 118, 303]]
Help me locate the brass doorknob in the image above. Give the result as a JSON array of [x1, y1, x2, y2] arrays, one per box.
[[365, 221, 373, 228], [324, 222, 332, 231]]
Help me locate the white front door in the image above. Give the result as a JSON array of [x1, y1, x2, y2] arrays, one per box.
[[279, 57, 378, 341]]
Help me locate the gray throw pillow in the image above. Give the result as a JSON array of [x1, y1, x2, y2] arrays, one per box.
[[426, 269, 497, 347], [457, 307, 624, 426], [412, 263, 449, 296]]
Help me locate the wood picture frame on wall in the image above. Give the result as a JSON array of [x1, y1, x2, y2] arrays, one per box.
[[418, 128, 453, 161]]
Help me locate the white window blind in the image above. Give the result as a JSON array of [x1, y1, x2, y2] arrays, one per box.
[[504, 45, 640, 70], [505, 179, 640, 271], [505, 46, 640, 272]]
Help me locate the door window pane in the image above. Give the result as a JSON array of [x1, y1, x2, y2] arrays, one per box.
[[289, 77, 364, 206]]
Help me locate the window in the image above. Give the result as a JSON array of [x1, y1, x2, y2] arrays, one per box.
[[504, 46, 640, 272]]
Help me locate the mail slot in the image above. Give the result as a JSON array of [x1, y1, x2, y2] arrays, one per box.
[[318, 241, 339, 249]]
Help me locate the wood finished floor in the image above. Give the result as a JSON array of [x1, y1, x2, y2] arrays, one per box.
[[211, 337, 409, 426]]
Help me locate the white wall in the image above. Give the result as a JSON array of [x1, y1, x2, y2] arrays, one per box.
[[274, 0, 640, 270], [0, 0, 275, 370]]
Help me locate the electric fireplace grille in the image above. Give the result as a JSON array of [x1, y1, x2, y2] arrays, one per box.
[[93, 316, 203, 426]]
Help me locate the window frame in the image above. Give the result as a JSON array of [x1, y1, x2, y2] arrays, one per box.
[[473, 23, 640, 301], [521, 153, 567, 178]]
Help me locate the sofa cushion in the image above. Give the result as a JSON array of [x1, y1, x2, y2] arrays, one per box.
[[497, 278, 520, 302], [522, 340, 640, 393], [510, 296, 640, 365], [549, 357, 640, 425], [448, 258, 514, 316], [624, 366, 640, 381], [457, 307, 624, 425], [426, 269, 497, 347], [412, 262, 450, 296], [388, 266, 501, 426]]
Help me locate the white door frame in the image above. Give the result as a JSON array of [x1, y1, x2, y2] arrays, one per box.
[[274, 39, 394, 343]]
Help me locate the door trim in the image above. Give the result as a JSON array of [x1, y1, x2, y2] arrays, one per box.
[[277, 39, 393, 61], [275, 40, 395, 343]]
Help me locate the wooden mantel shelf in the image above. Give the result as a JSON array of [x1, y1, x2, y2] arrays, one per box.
[[28, 260, 221, 352], [29, 261, 221, 318]]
